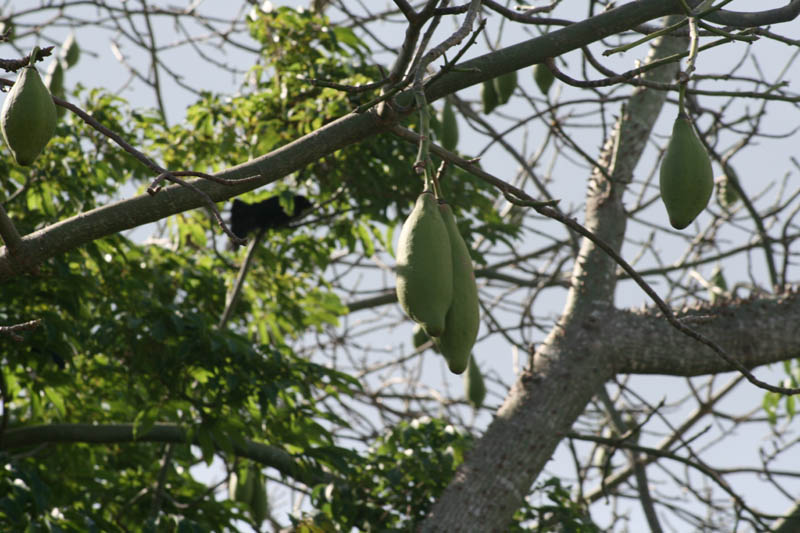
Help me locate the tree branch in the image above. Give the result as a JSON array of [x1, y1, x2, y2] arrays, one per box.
[[611, 290, 800, 376], [0, 423, 328, 488]]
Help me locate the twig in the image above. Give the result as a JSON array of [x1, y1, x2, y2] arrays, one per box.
[[218, 227, 267, 328], [148, 443, 175, 524], [0, 46, 54, 72], [568, 429, 769, 529], [411, 0, 483, 184], [0, 318, 42, 341], [306, 76, 389, 93], [146, 171, 246, 246]]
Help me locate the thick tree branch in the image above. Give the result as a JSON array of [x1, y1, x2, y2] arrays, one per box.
[[0, 423, 327, 488], [611, 290, 800, 376]]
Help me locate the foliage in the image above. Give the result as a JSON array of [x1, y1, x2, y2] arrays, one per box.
[[303, 418, 472, 531], [512, 479, 600, 533]]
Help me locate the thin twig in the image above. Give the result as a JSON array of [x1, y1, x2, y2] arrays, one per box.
[[0, 318, 42, 341], [218, 227, 267, 328]]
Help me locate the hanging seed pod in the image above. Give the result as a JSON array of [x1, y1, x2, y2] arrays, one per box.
[[396, 192, 453, 337], [659, 113, 713, 229], [61, 33, 80, 68], [439, 99, 459, 151], [436, 203, 480, 374], [44, 59, 64, 97], [230, 463, 255, 504], [1, 58, 57, 166], [249, 467, 268, 526]]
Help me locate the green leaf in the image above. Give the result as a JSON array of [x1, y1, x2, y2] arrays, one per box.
[[356, 222, 374, 257], [763, 392, 779, 425], [132, 407, 159, 439], [196, 428, 217, 466], [384, 224, 396, 257], [44, 387, 66, 418]]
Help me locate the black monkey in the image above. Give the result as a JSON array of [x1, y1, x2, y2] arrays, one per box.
[[230, 194, 312, 239]]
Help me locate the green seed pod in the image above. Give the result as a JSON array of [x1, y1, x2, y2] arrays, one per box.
[[429, 104, 443, 141], [44, 59, 64, 97], [436, 203, 480, 374], [396, 192, 453, 337], [464, 355, 486, 409], [533, 63, 554, 95], [494, 70, 517, 105], [481, 80, 498, 115], [44, 60, 66, 121], [439, 99, 459, 151], [412, 323, 440, 353], [249, 468, 268, 526], [659, 113, 713, 230], [230, 463, 255, 504], [1, 65, 57, 166], [61, 33, 80, 68]]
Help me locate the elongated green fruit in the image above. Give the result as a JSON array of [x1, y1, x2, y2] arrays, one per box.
[[464, 355, 486, 409], [436, 203, 479, 374], [659, 113, 713, 229], [231, 463, 255, 504], [440, 99, 458, 151], [481, 80, 498, 114], [45, 60, 67, 120], [1, 65, 57, 166], [494, 70, 517, 105], [533, 63, 554, 95], [249, 468, 268, 525], [44, 59, 64, 97], [61, 33, 80, 68], [396, 192, 453, 337]]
